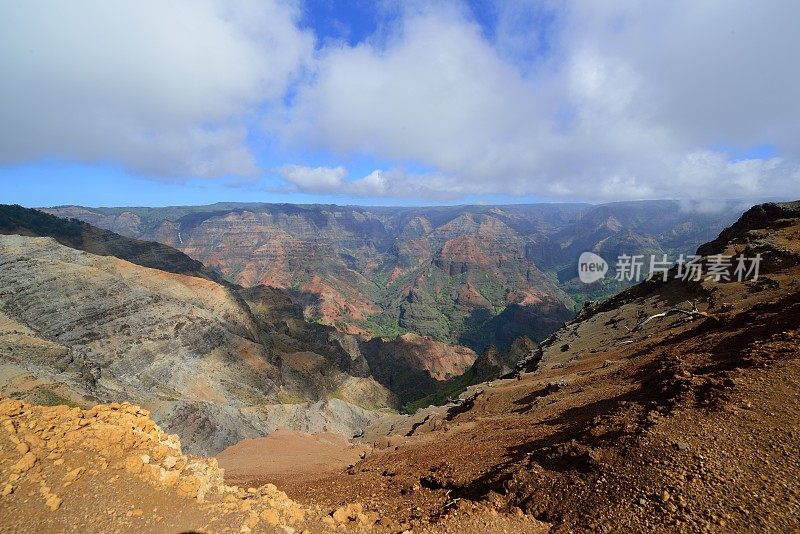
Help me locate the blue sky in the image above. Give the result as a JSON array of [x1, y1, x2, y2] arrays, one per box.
[[1, 1, 798, 208], [299, 0, 384, 47], [0, 163, 566, 208]]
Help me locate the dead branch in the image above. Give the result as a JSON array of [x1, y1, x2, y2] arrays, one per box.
[[626, 300, 710, 333], [444, 498, 462, 509]]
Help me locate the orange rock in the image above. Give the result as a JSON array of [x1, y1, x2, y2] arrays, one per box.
[[177, 476, 201, 499], [2, 419, 16, 434], [332, 503, 364, 524], [23, 433, 46, 448], [0, 400, 24, 417], [62, 467, 85, 486], [284, 506, 305, 524], [161, 469, 181, 487], [260, 509, 280, 526], [45, 494, 62, 511], [123, 455, 144, 475], [244, 511, 259, 528], [11, 452, 37, 473]]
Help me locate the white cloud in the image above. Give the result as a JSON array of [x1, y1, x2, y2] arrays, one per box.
[[277, 1, 800, 202], [282, 7, 549, 183], [276, 165, 472, 200], [278, 165, 347, 192], [0, 0, 313, 178]]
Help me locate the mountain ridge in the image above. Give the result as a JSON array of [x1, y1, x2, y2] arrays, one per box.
[[45, 200, 741, 351]]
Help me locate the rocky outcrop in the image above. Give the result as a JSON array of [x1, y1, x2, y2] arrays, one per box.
[[471, 337, 540, 381], [696, 200, 800, 256], [361, 334, 476, 404], [510, 336, 544, 375], [359, 334, 476, 404], [0, 398, 321, 532], [389, 333, 476, 380], [471, 346, 507, 381]]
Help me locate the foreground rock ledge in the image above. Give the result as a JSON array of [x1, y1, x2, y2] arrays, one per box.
[[0, 398, 343, 533], [0, 398, 544, 533]]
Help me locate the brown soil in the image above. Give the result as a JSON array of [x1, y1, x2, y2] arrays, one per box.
[[216, 429, 368, 488]]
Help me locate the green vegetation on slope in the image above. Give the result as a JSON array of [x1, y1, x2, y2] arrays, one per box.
[[401, 368, 477, 414], [0, 204, 83, 242]]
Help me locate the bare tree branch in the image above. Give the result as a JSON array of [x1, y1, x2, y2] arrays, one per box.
[[626, 300, 711, 332]]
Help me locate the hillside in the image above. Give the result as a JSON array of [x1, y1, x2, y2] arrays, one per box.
[[0, 204, 226, 285], [0, 398, 358, 533], [0, 207, 482, 454], [219, 201, 800, 532], [45, 201, 740, 351], [0, 233, 392, 455]]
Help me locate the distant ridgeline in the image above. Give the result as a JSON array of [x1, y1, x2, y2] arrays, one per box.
[[42, 201, 741, 352], [0, 203, 84, 242], [1, 204, 226, 284]]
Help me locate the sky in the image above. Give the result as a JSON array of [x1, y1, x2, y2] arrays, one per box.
[[1, 0, 799, 208]]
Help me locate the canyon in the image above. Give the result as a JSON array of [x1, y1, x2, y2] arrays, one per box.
[[0, 206, 475, 454], [0, 200, 797, 532], [46, 201, 741, 352]]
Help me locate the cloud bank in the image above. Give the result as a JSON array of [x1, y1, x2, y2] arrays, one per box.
[[277, 165, 469, 199], [0, 0, 312, 178], [2, 0, 799, 202]]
